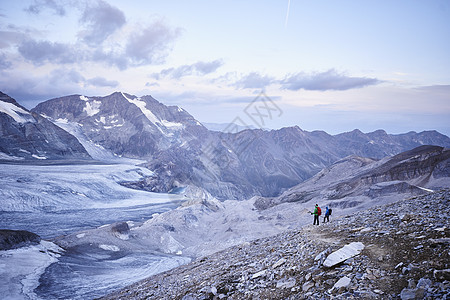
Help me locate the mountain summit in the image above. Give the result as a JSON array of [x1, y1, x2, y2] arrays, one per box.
[[0, 92, 90, 161], [33, 92, 208, 158]]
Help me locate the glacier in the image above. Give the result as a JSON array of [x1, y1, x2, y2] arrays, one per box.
[[0, 162, 188, 299]]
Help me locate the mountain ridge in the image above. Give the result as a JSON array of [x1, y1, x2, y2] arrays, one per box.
[[0, 92, 91, 161], [2, 90, 449, 200]]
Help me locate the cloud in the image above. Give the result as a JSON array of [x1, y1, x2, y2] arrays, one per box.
[[0, 53, 12, 69], [125, 21, 182, 67], [153, 59, 223, 79], [86, 76, 119, 87], [0, 28, 27, 49], [79, 0, 126, 45], [17, 39, 80, 64], [48, 68, 85, 85], [25, 0, 66, 16], [15, 20, 181, 69], [280, 69, 380, 91], [415, 84, 450, 93], [234, 72, 276, 89]]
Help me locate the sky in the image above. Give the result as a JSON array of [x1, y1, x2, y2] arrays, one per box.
[[0, 0, 449, 136]]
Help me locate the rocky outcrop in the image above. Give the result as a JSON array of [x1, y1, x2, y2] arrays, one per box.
[[101, 189, 449, 299], [0, 92, 91, 161], [0, 229, 41, 250]]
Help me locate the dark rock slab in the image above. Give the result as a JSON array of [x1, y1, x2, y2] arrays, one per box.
[[0, 229, 41, 250]]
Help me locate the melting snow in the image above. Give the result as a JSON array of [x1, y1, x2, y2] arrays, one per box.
[[32, 154, 47, 160]]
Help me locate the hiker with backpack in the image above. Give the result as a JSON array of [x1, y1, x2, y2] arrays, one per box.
[[323, 206, 332, 223], [311, 204, 321, 225]]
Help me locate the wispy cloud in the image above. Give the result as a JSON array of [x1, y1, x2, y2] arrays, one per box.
[[233, 72, 276, 89], [280, 69, 380, 91], [152, 60, 223, 79]]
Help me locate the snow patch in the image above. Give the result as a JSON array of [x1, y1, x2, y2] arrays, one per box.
[[55, 118, 69, 124], [161, 119, 184, 130], [32, 154, 47, 160], [76, 233, 86, 238], [84, 100, 101, 116], [122, 92, 160, 125], [0, 152, 24, 160], [80, 95, 89, 101], [0, 101, 34, 123], [99, 244, 120, 252], [417, 186, 434, 193]]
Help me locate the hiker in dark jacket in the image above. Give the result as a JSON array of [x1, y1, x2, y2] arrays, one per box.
[[323, 206, 331, 223], [311, 204, 320, 225]]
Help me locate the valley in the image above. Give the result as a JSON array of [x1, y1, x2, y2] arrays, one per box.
[[1, 90, 449, 299]]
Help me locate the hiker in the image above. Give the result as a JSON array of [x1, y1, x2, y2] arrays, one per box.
[[323, 206, 332, 223], [311, 204, 321, 225]]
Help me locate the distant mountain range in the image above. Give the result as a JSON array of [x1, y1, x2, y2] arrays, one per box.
[[2, 91, 450, 200]]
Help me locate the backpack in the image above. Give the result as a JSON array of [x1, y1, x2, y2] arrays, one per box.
[[317, 206, 321, 216], [329, 208, 332, 216]]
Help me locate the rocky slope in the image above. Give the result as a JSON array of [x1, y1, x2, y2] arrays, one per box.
[[254, 145, 450, 210], [102, 189, 450, 299], [0, 92, 91, 161]]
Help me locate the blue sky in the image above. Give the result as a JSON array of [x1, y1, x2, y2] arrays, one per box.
[[0, 0, 449, 135]]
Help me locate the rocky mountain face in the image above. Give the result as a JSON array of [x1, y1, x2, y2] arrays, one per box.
[[254, 145, 450, 210], [32, 92, 208, 158], [0, 92, 90, 161], [31, 92, 450, 200], [101, 189, 450, 300]]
